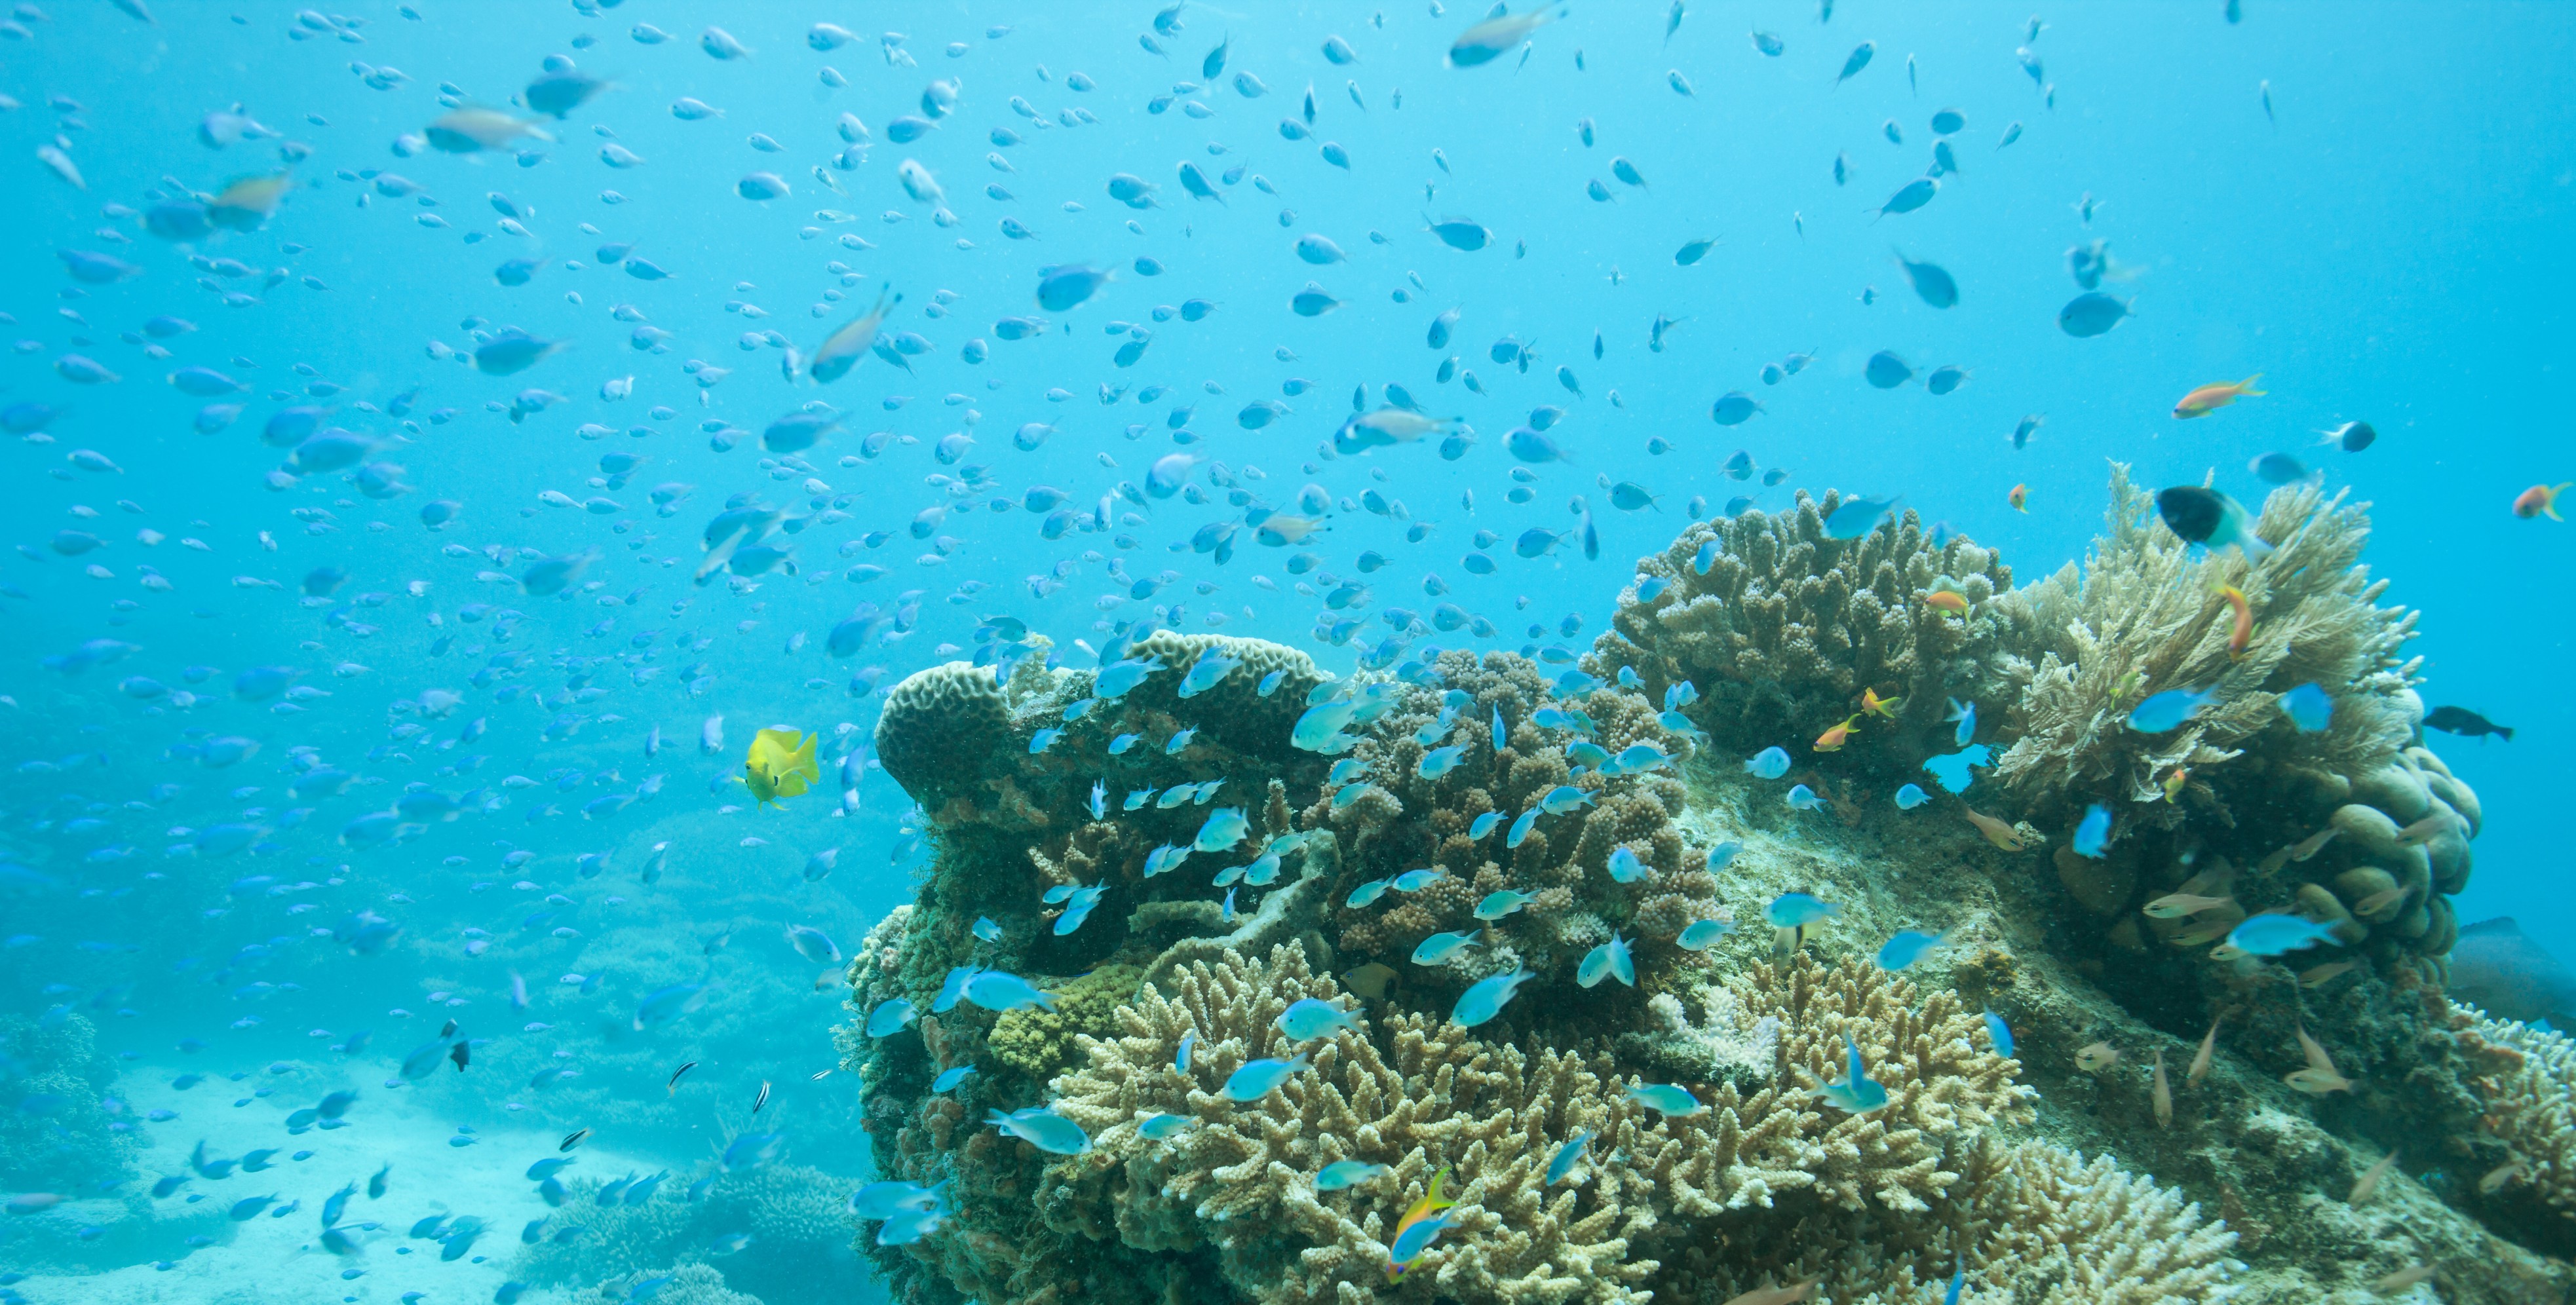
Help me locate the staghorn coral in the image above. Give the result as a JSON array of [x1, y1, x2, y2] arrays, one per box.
[[1623, 951, 2033, 1219], [1307, 649, 1724, 1015], [1583, 489, 2037, 779], [1668, 1135, 2241, 1305], [1029, 945, 2029, 1304], [1043, 943, 1655, 1304]]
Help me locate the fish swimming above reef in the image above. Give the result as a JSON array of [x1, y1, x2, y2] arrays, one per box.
[[2425, 705, 2512, 742], [743, 727, 819, 806]]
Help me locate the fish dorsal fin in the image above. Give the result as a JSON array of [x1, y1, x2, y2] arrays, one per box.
[[1488, 1, 1510, 17]]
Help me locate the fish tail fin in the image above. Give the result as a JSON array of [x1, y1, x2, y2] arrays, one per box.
[[2239, 373, 2265, 395], [2501, 726, 2516, 742]]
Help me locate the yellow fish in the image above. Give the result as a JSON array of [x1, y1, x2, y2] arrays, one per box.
[[2172, 373, 2265, 419], [1860, 687, 1902, 719], [208, 172, 293, 230], [743, 727, 819, 807]]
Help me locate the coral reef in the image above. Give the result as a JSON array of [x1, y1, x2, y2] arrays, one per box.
[[0, 1008, 140, 1197], [834, 494, 2569, 1305], [508, 1162, 866, 1303], [1666, 1136, 2240, 1305], [1305, 649, 1727, 1014], [2454, 1008, 2576, 1253], [1582, 490, 2037, 780]]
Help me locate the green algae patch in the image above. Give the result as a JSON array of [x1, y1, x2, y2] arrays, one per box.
[[989, 963, 1145, 1080]]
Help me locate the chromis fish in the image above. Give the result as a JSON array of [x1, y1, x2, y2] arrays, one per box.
[[2126, 686, 2220, 734], [1138, 1113, 1196, 1140], [1277, 998, 1360, 1042], [1417, 745, 1469, 778], [1315, 1160, 1389, 1191], [2071, 803, 2113, 858], [1469, 812, 1505, 840], [1678, 918, 1735, 951], [962, 970, 1059, 1013], [1813, 1034, 1891, 1113], [1626, 1082, 1702, 1116], [2278, 683, 2332, 732], [1785, 784, 1826, 812], [1223, 1053, 1310, 1101], [1412, 930, 1483, 964], [2225, 913, 2342, 957], [986, 1106, 1092, 1155], [1393, 867, 1448, 892], [1894, 784, 1931, 810], [1193, 808, 1250, 852], [1766, 893, 1840, 929], [1875, 930, 1944, 971], [1446, 5, 1566, 68], [1982, 1009, 2014, 1059], [1451, 966, 1536, 1028], [1347, 877, 1395, 908], [866, 999, 918, 1038], [1744, 747, 1791, 780], [1577, 935, 1636, 988], [1475, 890, 1537, 920]]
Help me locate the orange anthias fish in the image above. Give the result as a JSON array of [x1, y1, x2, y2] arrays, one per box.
[[1921, 587, 1970, 616], [1860, 688, 1902, 719], [2007, 482, 2028, 512], [2513, 482, 2573, 520], [2161, 766, 2190, 803], [2213, 584, 2252, 660], [2173, 373, 2265, 419], [1814, 713, 1864, 751]]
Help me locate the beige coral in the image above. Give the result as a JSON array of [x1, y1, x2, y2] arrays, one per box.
[[2461, 1008, 2576, 1226], [1581, 490, 2035, 769], [1993, 464, 2420, 817], [1042, 943, 1655, 1304], [1670, 1135, 2241, 1305], [1038, 945, 2031, 1304]]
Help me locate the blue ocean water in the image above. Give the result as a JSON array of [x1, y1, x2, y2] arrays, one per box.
[[0, 1, 2569, 1300]]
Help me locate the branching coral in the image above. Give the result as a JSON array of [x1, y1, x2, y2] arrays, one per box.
[[1034, 945, 2029, 1304], [2459, 1009, 2576, 1241], [1306, 649, 1724, 1013], [1668, 1136, 2240, 1305], [1582, 490, 2037, 777], [1042, 942, 1659, 1304]]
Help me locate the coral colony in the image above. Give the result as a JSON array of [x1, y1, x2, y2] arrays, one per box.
[[836, 471, 2565, 1303]]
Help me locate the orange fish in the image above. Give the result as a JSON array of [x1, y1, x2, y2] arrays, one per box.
[[1861, 688, 1901, 719], [2172, 374, 2265, 419], [2514, 482, 2573, 520], [2007, 482, 2028, 512], [2161, 766, 2189, 803], [1921, 587, 1969, 616], [2212, 584, 2251, 660], [1813, 713, 1863, 751]]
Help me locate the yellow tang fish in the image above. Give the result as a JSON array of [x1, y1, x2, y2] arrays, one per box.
[[744, 727, 819, 807]]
